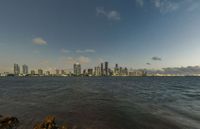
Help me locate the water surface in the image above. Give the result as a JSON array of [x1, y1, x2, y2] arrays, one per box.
[[0, 77, 199, 129]]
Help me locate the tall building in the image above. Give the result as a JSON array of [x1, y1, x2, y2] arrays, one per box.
[[38, 69, 43, 76], [105, 62, 108, 76], [61, 70, 65, 75], [14, 64, 20, 75], [101, 63, 104, 76], [114, 64, 119, 76], [22, 64, 28, 75], [46, 71, 51, 76], [94, 66, 101, 76], [31, 70, 35, 75], [73, 63, 81, 76], [88, 69, 93, 76], [56, 69, 60, 75]]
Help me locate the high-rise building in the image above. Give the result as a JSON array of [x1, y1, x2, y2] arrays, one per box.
[[101, 63, 104, 76], [14, 64, 20, 75], [105, 62, 108, 76], [73, 63, 81, 76], [94, 66, 101, 76], [61, 70, 65, 75], [31, 70, 35, 75], [114, 64, 119, 76], [38, 69, 43, 76], [88, 69, 93, 76], [56, 69, 60, 75], [22, 64, 28, 75], [46, 71, 51, 76]]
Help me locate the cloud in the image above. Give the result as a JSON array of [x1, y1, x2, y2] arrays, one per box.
[[136, 0, 144, 7], [61, 49, 70, 53], [76, 49, 96, 53], [146, 62, 151, 65], [32, 37, 47, 45], [187, 3, 199, 12], [96, 7, 120, 21], [61, 56, 91, 65], [152, 56, 162, 61], [78, 56, 91, 64], [146, 66, 200, 75], [33, 50, 40, 54], [151, 0, 179, 13]]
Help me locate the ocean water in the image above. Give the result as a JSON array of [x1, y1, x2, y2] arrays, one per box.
[[0, 77, 200, 129]]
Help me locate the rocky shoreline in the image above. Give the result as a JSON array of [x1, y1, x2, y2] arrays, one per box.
[[0, 115, 68, 129]]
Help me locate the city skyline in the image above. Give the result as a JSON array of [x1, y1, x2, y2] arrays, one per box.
[[1, 0, 200, 73]]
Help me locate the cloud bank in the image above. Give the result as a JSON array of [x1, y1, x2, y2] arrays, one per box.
[[96, 7, 120, 21], [152, 56, 162, 61], [32, 37, 47, 45]]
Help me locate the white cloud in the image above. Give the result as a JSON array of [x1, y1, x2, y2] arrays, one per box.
[[187, 3, 199, 12], [76, 49, 96, 53], [32, 37, 47, 45], [136, 0, 144, 7], [78, 56, 91, 64], [96, 7, 120, 21], [151, 0, 179, 13], [61, 56, 91, 65], [61, 49, 70, 53]]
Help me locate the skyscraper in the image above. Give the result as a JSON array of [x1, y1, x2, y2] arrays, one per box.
[[22, 64, 28, 75], [114, 64, 119, 76], [73, 63, 81, 76], [94, 66, 101, 76], [14, 64, 20, 75], [105, 61, 108, 76], [38, 69, 43, 76], [101, 63, 104, 76]]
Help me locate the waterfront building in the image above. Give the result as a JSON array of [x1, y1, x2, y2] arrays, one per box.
[[88, 69, 93, 76], [22, 64, 28, 75], [31, 70, 35, 75], [61, 70, 65, 75], [101, 63, 104, 76], [56, 69, 60, 75], [129, 70, 147, 76], [38, 69, 43, 76], [105, 62, 108, 76], [46, 71, 51, 76], [14, 64, 20, 75], [94, 66, 101, 76], [114, 64, 119, 76], [73, 63, 81, 76]]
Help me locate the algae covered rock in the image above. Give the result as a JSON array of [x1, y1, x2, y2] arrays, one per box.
[[34, 116, 68, 129], [0, 115, 19, 129]]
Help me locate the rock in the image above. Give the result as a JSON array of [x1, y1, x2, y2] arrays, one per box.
[[0, 116, 19, 129], [34, 116, 59, 129]]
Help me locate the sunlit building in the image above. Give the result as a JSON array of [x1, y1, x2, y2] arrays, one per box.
[[31, 70, 35, 75], [38, 69, 43, 76], [94, 66, 101, 76]]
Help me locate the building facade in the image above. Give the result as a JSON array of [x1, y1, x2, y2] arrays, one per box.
[[73, 63, 81, 76]]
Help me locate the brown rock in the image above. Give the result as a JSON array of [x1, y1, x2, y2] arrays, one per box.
[[0, 116, 19, 129]]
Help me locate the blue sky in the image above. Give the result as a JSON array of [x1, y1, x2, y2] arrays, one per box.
[[0, 0, 200, 72]]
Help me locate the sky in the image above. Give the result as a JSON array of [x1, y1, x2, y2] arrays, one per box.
[[0, 0, 200, 73]]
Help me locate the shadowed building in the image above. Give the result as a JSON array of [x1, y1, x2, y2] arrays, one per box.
[[22, 64, 28, 75], [73, 63, 81, 76], [14, 64, 20, 75], [105, 62, 108, 76]]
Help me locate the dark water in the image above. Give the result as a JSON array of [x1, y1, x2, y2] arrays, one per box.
[[0, 77, 200, 129]]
